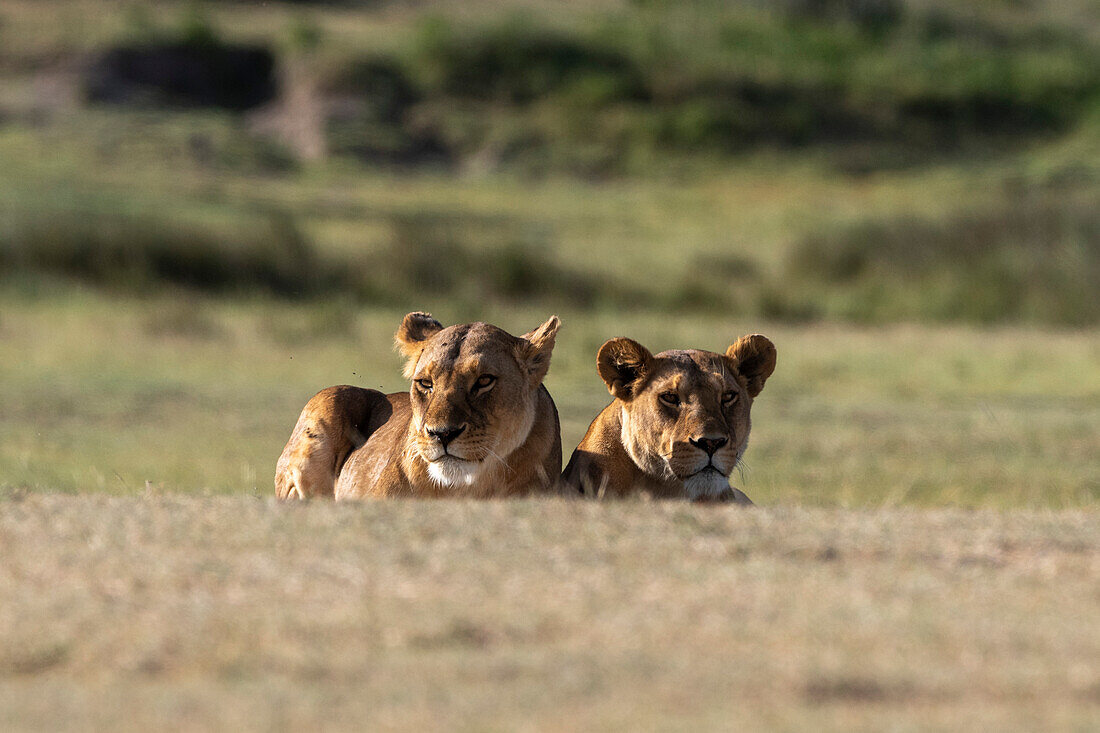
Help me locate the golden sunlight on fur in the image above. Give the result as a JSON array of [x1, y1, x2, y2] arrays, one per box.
[[275, 312, 562, 499], [562, 334, 776, 503]]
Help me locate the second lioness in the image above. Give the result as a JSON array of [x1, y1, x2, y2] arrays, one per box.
[[562, 334, 776, 503], [275, 312, 562, 499]]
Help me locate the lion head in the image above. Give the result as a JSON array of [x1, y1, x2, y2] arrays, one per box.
[[595, 334, 776, 499], [395, 312, 560, 488]]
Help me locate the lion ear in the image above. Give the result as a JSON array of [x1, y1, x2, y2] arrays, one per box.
[[395, 312, 443, 377], [516, 315, 560, 384], [726, 334, 776, 397], [597, 338, 654, 401]]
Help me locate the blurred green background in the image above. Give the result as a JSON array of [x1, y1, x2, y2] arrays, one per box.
[[0, 0, 1097, 506]]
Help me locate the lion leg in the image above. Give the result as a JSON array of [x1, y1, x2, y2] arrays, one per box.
[[274, 386, 384, 500]]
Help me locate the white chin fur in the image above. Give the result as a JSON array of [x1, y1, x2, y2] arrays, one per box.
[[427, 458, 483, 488], [682, 471, 731, 500]]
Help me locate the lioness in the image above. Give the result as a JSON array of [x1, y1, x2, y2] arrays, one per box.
[[275, 312, 562, 499], [562, 334, 776, 503]]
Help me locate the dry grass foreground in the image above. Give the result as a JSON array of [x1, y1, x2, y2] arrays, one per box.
[[1, 495, 1097, 731]]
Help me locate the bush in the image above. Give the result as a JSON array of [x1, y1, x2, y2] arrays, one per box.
[[85, 9, 277, 111], [0, 205, 621, 307], [85, 42, 277, 111], [785, 187, 1100, 324], [0, 208, 320, 296], [784, 0, 906, 36], [389, 6, 1100, 173], [322, 57, 451, 166], [412, 18, 647, 104]]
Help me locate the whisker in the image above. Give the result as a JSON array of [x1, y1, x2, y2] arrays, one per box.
[[484, 448, 515, 475]]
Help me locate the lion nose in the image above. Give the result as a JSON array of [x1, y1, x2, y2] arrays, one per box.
[[690, 436, 728, 456], [426, 424, 466, 448]]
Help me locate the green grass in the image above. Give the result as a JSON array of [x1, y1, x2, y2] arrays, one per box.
[[783, 182, 1100, 324], [2, 109, 1099, 324], [3, 0, 1100, 325], [0, 1, 1097, 505], [1, 496, 1097, 731], [1, 292, 1097, 507]]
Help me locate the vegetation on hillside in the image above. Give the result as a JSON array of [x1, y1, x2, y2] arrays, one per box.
[[73, 1, 1100, 174], [1, 0, 1098, 325]]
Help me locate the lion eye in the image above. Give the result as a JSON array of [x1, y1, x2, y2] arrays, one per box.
[[659, 392, 681, 407], [416, 379, 433, 392], [473, 374, 496, 393], [722, 391, 739, 405]]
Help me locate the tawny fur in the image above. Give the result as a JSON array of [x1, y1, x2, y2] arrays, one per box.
[[275, 313, 562, 500], [562, 334, 776, 504]]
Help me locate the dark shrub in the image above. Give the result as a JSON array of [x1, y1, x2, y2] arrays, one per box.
[[322, 57, 451, 166], [414, 21, 647, 104], [784, 0, 906, 35], [652, 79, 868, 150], [322, 57, 419, 124], [85, 41, 277, 111]]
